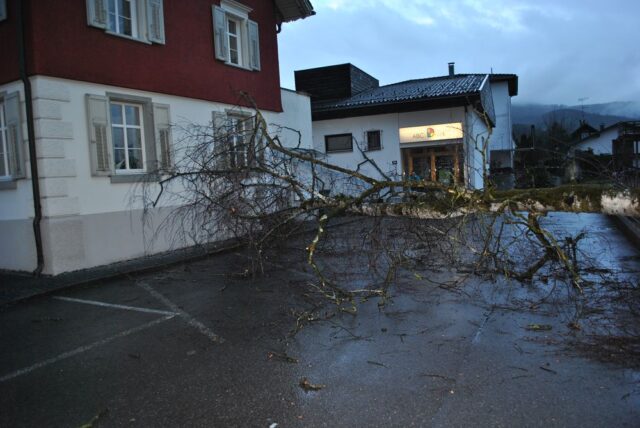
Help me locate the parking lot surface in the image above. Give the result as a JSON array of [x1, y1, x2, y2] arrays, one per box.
[[1, 214, 639, 427]]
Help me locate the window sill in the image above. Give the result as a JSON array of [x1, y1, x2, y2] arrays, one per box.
[[222, 61, 254, 72], [105, 30, 152, 45], [0, 179, 17, 190], [110, 173, 159, 184], [326, 149, 353, 154]]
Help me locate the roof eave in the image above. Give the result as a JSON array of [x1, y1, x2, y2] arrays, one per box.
[[311, 92, 484, 121], [489, 74, 519, 96], [275, 0, 316, 23]]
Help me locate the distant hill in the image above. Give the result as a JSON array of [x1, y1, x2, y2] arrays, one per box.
[[512, 101, 640, 135]]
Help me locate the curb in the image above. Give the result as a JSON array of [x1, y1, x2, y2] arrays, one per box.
[[0, 216, 361, 309], [0, 239, 243, 310], [611, 215, 640, 250]]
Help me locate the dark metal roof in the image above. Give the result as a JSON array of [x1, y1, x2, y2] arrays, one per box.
[[313, 74, 488, 112], [275, 0, 315, 22]]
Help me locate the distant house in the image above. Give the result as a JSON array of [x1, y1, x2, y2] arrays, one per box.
[[0, 0, 315, 275], [294, 63, 518, 190], [568, 121, 640, 185], [571, 121, 600, 142], [572, 121, 640, 157]]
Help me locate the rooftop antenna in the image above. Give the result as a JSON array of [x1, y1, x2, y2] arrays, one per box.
[[578, 97, 589, 123]]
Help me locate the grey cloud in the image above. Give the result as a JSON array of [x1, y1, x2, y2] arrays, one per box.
[[278, 0, 640, 105]]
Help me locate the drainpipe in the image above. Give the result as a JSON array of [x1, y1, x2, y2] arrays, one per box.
[[17, 0, 45, 276]]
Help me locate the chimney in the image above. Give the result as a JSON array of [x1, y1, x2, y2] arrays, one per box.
[[600, 123, 605, 132], [448, 62, 455, 77]]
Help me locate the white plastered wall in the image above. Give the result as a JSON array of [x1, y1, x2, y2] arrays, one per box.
[[488, 81, 514, 153], [0, 80, 37, 272], [0, 75, 312, 274], [311, 106, 492, 190], [573, 128, 616, 155]]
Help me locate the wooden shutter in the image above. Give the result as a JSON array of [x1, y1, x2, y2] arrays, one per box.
[[86, 0, 108, 29], [212, 111, 229, 170], [146, 0, 165, 44], [212, 6, 228, 61], [142, 103, 158, 173], [153, 103, 172, 171], [0, 0, 7, 22], [85, 94, 112, 176], [248, 20, 260, 71], [4, 92, 25, 178]]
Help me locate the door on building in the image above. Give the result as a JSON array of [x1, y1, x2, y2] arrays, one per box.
[[402, 144, 463, 185]]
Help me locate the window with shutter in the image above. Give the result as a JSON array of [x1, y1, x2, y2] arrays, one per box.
[[212, 1, 260, 71], [86, 93, 171, 182], [212, 111, 259, 171], [86, 0, 165, 44]]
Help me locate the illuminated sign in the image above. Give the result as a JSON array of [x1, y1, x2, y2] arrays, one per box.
[[399, 122, 463, 144]]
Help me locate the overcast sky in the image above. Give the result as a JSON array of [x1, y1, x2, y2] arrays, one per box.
[[278, 0, 640, 106]]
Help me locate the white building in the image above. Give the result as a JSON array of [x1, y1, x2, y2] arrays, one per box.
[[294, 63, 518, 191]]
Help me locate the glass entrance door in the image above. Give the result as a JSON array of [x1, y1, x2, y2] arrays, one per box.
[[435, 155, 455, 185], [402, 145, 463, 185]]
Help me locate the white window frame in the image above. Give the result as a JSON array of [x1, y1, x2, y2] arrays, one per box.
[[227, 114, 252, 168], [0, 101, 9, 178], [214, 0, 260, 70], [325, 133, 354, 153], [87, 0, 165, 45], [365, 129, 383, 152], [107, 0, 139, 39], [110, 101, 146, 173], [87, 93, 172, 182], [226, 15, 243, 66]]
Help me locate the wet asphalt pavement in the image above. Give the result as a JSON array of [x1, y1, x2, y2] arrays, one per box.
[[1, 214, 639, 427]]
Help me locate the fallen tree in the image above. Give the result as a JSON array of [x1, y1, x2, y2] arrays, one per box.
[[142, 104, 639, 310]]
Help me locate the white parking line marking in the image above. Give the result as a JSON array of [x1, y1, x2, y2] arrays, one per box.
[[53, 296, 177, 316], [0, 315, 175, 383], [137, 281, 225, 344]]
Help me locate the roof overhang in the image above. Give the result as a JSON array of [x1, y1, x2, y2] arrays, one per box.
[[489, 74, 518, 96], [311, 93, 487, 122], [275, 0, 315, 23]]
